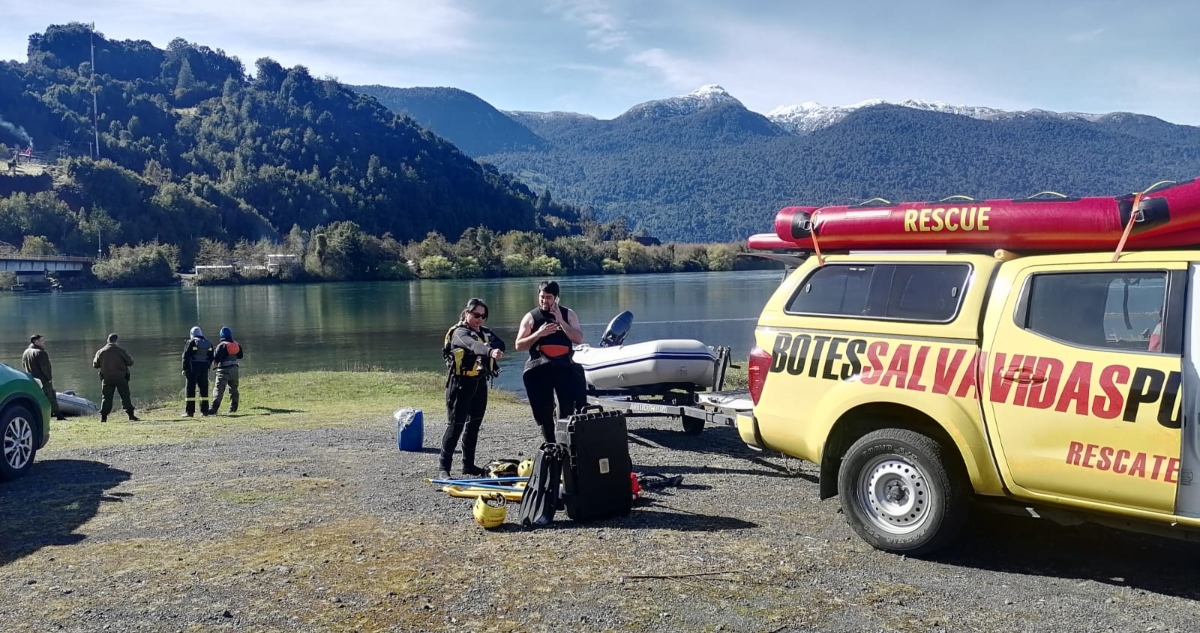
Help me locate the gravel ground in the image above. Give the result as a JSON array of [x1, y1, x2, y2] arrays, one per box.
[[4, 404, 1200, 633]]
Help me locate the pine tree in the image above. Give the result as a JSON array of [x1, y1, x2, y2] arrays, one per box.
[[175, 58, 196, 101]]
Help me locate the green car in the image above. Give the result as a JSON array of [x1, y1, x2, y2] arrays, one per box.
[[0, 361, 52, 480]]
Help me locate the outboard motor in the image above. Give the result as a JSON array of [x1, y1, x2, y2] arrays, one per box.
[[599, 311, 634, 347]]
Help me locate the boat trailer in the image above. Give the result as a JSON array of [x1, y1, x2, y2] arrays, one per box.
[[584, 345, 750, 434]]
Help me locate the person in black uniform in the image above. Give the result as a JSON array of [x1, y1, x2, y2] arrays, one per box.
[[181, 326, 214, 417], [514, 280, 587, 443], [439, 298, 506, 480]]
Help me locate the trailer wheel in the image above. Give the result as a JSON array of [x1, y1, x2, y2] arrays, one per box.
[[681, 415, 704, 435], [837, 428, 966, 557]]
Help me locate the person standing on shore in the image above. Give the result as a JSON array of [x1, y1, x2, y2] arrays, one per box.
[[439, 298, 505, 480], [514, 280, 587, 443], [209, 326, 243, 415], [22, 334, 66, 421], [181, 326, 214, 417], [93, 333, 139, 423]]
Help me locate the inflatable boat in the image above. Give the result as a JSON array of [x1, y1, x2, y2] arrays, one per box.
[[577, 311, 741, 434], [572, 310, 720, 390], [57, 390, 100, 417], [574, 339, 719, 390], [754, 177, 1200, 252]]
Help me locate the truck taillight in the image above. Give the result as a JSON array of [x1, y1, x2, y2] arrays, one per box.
[[748, 345, 772, 406]]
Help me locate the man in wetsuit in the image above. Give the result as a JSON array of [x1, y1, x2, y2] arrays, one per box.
[[514, 280, 587, 443]]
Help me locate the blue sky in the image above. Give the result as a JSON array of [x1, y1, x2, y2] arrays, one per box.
[[2, 0, 1198, 125]]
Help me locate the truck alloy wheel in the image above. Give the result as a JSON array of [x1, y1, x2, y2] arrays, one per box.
[[837, 428, 967, 556]]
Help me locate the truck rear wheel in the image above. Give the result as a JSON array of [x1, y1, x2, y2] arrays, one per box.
[[837, 428, 966, 557], [681, 415, 704, 435]]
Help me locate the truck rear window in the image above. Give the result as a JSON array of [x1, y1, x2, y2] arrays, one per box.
[[787, 263, 970, 322]]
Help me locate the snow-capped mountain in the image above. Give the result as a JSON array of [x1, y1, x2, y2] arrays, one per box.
[[618, 84, 745, 120], [362, 80, 1200, 244], [498, 84, 1167, 136], [765, 98, 1124, 134], [561, 84, 1145, 133], [504, 110, 597, 123]]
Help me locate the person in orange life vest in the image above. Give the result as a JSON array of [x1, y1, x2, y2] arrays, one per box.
[[210, 326, 243, 415], [181, 326, 214, 417], [514, 280, 587, 443], [439, 298, 506, 480]]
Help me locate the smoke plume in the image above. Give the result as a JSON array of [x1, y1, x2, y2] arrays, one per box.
[[0, 114, 32, 146]]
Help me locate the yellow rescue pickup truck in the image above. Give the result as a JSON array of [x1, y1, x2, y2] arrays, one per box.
[[739, 249, 1200, 555]]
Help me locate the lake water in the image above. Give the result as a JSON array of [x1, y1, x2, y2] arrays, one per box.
[[0, 270, 785, 406]]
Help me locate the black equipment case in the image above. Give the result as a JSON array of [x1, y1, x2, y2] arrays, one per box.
[[555, 410, 633, 522]]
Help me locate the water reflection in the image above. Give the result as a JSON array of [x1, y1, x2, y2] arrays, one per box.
[[0, 270, 784, 403]]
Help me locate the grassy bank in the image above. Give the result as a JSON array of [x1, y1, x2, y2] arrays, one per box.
[[45, 370, 525, 450]]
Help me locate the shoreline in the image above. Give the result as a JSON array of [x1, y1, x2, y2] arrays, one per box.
[[1, 264, 784, 293]]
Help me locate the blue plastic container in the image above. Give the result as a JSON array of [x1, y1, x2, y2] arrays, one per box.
[[395, 408, 424, 452]]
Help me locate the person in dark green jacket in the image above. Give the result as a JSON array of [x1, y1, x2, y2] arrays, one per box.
[[92, 333, 139, 423], [21, 334, 66, 421]]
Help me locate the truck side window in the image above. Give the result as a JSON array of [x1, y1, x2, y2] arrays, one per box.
[[787, 265, 873, 316], [787, 263, 970, 322], [1023, 271, 1169, 353], [883, 264, 969, 322]]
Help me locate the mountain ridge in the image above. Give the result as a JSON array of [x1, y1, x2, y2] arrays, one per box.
[[361, 84, 1199, 243], [377, 82, 1196, 135], [351, 84, 546, 156]]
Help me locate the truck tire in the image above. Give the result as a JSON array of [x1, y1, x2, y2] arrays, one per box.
[[1, 404, 37, 481], [837, 428, 967, 557], [681, 415, 705, 435]]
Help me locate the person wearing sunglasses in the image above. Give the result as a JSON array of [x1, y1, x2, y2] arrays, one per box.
[[439, 298, 506, 480], [514, 280, 587, 443]]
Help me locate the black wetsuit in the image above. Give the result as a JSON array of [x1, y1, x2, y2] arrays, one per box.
[[440, 325, 505, 473], [522, 305, 587, 443], [182, 336, 214, 415]]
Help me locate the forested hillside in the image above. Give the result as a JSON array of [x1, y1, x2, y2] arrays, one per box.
[[0, 24, 584, 270], [368, 85, 1200, 242], [487, 104, 1200, 241], [352, 85, 544, 156]]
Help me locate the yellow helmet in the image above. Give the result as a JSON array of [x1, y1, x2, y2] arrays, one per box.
[[517, 459, 534, 478], [473, 492, 506, 529]]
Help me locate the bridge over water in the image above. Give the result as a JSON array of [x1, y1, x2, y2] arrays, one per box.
[[0, 255, 94, 288]]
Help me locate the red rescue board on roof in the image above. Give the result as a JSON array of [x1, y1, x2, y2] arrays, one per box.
[[760, 178, 1200, 252]]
